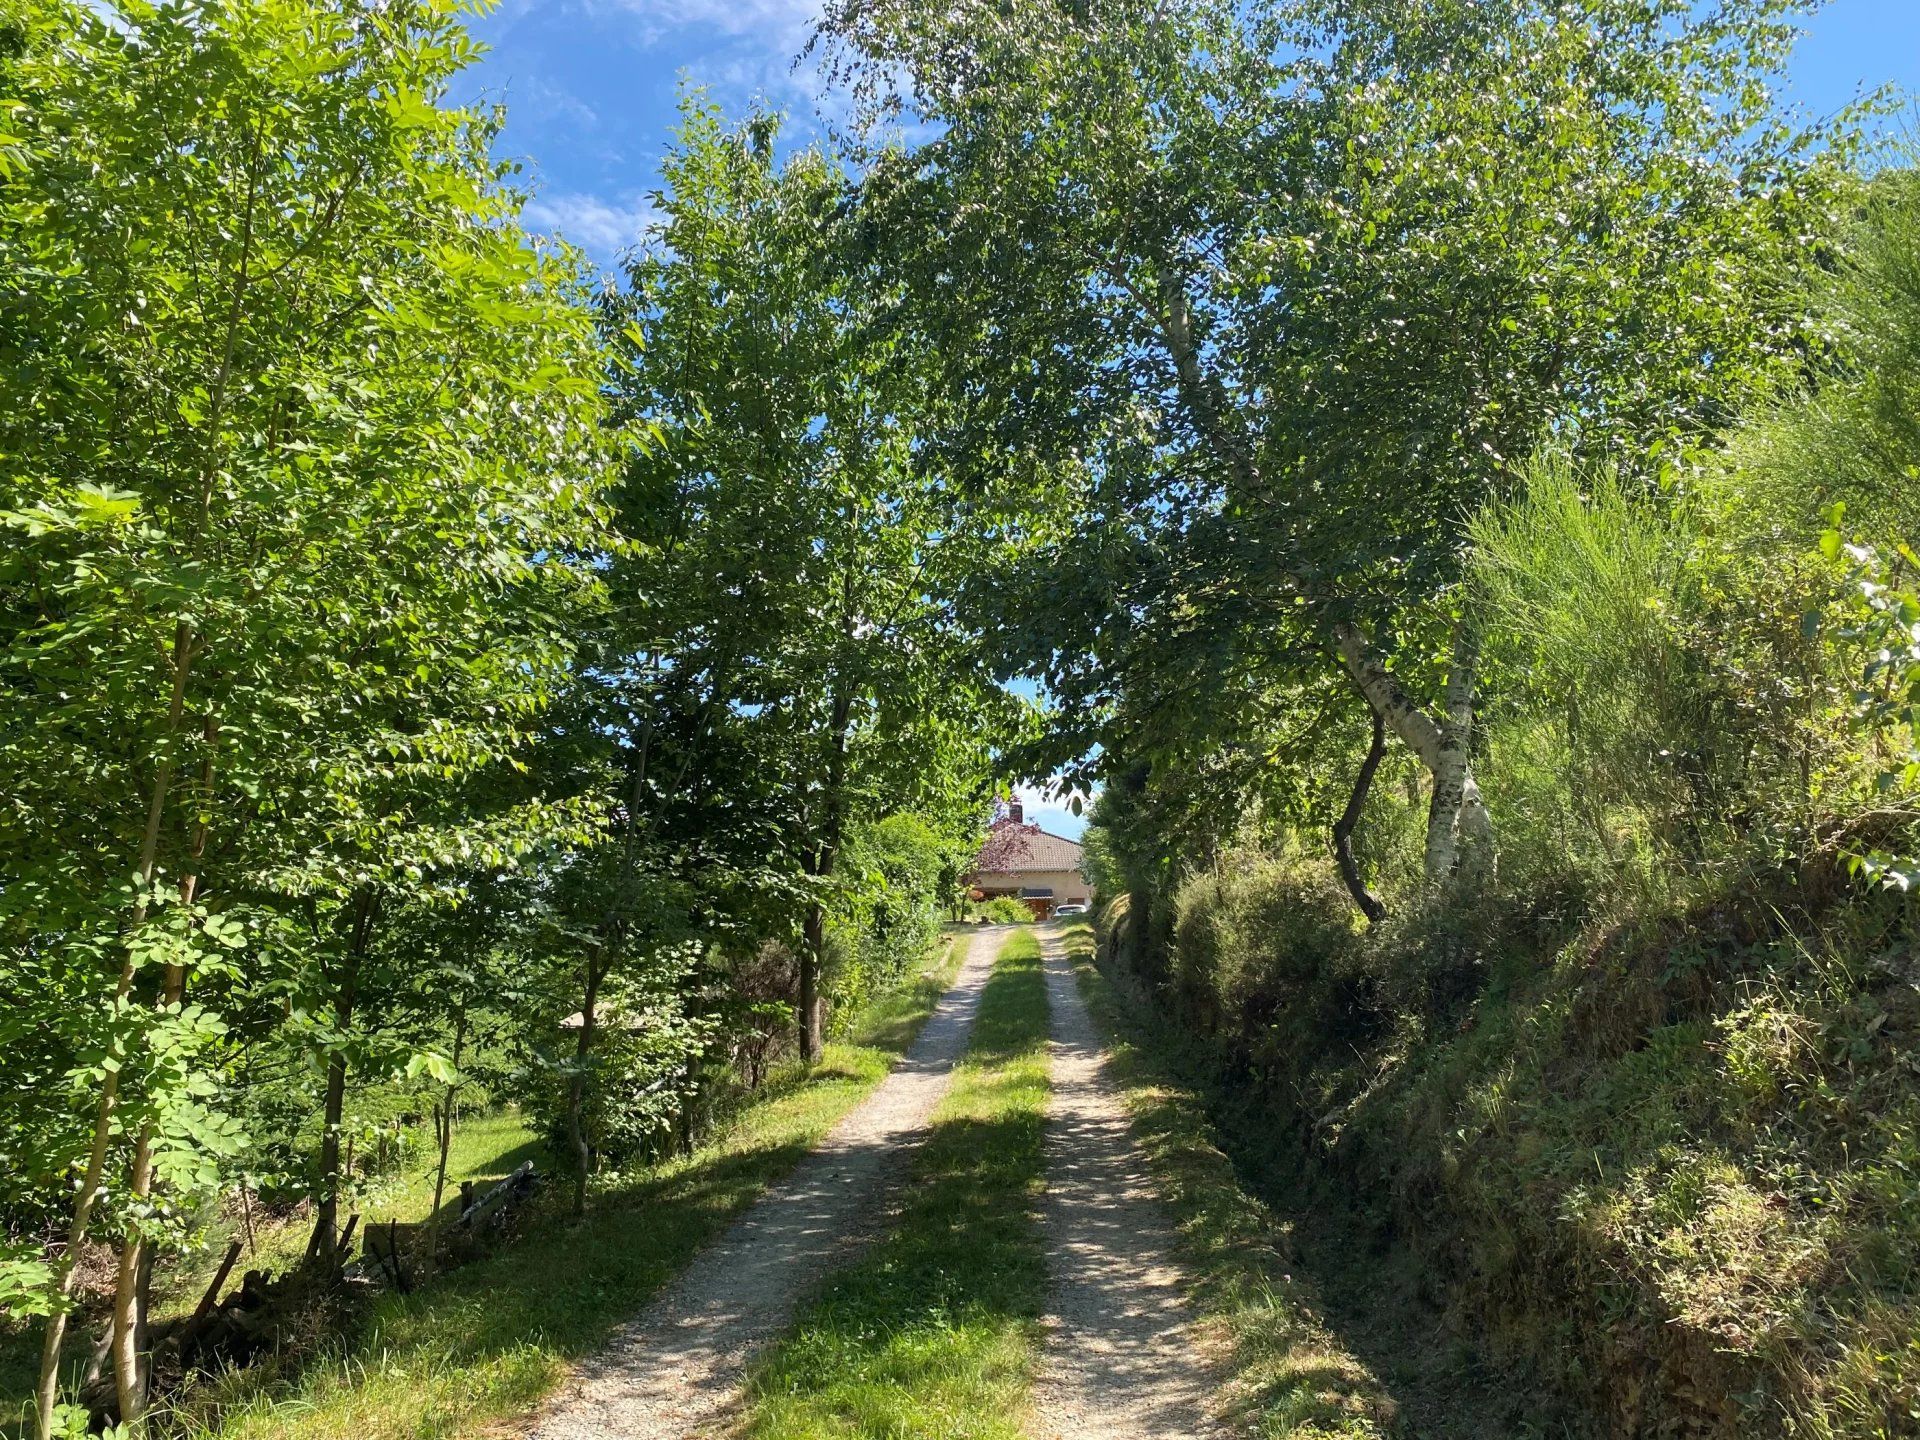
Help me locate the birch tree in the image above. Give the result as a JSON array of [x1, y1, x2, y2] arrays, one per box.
[[822, 0, 1847, 889]]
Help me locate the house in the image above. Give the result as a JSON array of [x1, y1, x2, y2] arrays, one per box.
[[966, 801, 1092, 920]]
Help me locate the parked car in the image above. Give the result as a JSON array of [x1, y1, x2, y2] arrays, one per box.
[[1053, 902, 1088, 917]]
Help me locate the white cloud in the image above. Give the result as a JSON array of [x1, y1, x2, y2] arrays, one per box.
[[606, 0, 821, 44], [587, 0, 831, 111], [520, 191, 664, 260]]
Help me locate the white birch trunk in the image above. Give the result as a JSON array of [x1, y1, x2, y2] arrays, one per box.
[[1422, 625, 1492, 884], [1335, 618, 1494, 885], [1138, 255, 1497, 885]]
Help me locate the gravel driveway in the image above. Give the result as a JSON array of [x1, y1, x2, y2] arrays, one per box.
[[1031, 924, 1223, 1439], [529, 926, 1008, 1440]]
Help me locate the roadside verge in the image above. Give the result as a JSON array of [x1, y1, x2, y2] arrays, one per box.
[[1059, 922, 1394, 1440]]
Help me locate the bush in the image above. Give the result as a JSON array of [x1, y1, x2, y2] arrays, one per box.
[[721, 940, 798, 1090], [1469, 459, 1706, 896], [521, 943, 720, 1172], [1170, 845, 1361, 1058], [826, 815, 949, 1029], [963, 897, 1033, 925]]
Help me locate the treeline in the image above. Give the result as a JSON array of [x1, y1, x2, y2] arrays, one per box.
[[4, 0, 1919, 1435], [0, 2, 1014, 1435]]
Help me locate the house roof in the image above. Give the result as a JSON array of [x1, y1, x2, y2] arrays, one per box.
[[971, 821, 1085, 875]]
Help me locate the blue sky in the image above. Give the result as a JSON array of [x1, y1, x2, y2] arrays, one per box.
[[458, 0, 1919, 840]]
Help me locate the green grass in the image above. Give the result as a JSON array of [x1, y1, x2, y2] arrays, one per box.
[[7, 937, 971, 1440], [1, 1108, 553, 1436], [359, 1106, 548, 1231], [740, 927, 1051, 1440], [1059, 921, 1393, 1440]]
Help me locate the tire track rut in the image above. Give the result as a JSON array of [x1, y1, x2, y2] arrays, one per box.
[[1033, 924, 1223, 1439], [530, 926, 1010, 1440]]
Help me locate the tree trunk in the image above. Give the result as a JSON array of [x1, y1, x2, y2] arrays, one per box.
[[113, 726, 215, 1425], [108, 971, 178, 1426], [1422, 623, 1491, 884], [312, 889, 374, 1260], [430, 1008, 466, 1220], [799, 687, 855, 1063], [1333, 703, 1389, 924], [48, 141, 256, 1430], [1334, 618, 1493, 884], [1138, 254, 1498, 887], [564, 724, 653, 1215], [567, 949, 603, 1219], [798, 903, 826, 1062], [36, 1032, 127, 1439], [35, 624, 197, 1440], [423, 1008, 467, 1270]]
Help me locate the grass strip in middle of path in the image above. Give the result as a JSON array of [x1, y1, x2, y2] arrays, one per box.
[[741, 927, 1050, 1440]]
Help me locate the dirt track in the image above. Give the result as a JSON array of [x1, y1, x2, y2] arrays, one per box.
[[1030, 924, 1223, 1439], [529, 927, 1008, 1440], [530, 922, 1220, 1439]]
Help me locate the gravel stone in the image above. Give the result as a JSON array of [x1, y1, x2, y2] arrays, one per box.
[[1031, 924, 1224, 1439]]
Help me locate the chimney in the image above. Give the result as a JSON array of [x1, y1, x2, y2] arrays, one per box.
[[1009, 799, 1024, 824]]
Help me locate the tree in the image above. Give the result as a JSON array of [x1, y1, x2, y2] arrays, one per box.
[[0, 0, 612, 1427], [821, 0, 1848, 893], [597, 102, 1015, 1061]]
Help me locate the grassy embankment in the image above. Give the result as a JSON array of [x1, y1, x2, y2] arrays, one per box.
[[1091, 861, 1920, 1438], [2, 934, 970, 1440], [741, 927, 1051, 1440]]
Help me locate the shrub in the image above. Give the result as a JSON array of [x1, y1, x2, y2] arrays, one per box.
[[1469, 458, 1711, 899], [722, 940, 799, 1090], [521, 943, 721, 1171], [963, 897, 1033, 925], [826, 814, 949, 1029], [1170, 844, 1361, 1058]]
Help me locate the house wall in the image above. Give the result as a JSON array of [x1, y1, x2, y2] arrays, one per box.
[[976, 866, 1092, 916]]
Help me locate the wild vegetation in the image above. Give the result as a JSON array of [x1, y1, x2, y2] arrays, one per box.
[[0, 2, 1000, 1434], [1, 0, 1916, 1436]]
